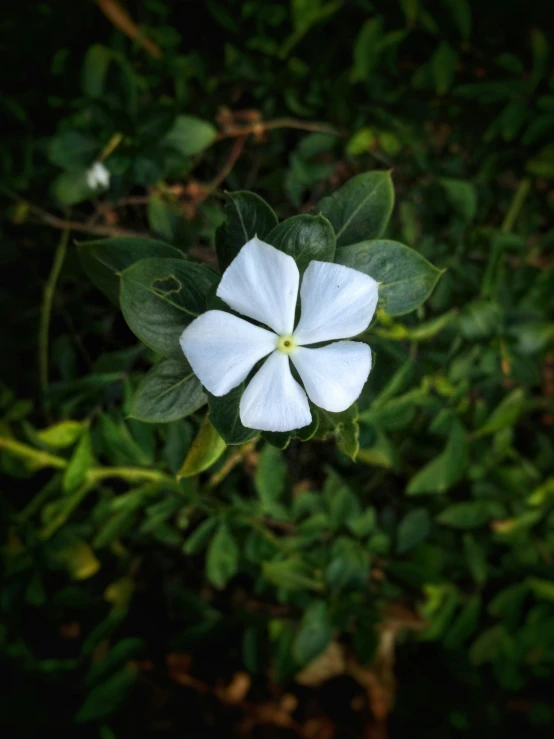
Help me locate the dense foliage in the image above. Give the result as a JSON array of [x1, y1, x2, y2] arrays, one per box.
[[2, 1, 554, 736]]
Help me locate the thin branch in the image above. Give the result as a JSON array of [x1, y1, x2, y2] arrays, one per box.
[[95, 0, 162, 59], [39, 228, 70, 412], [217, 118, 343, 140]]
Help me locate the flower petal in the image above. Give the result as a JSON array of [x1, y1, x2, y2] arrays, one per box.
[[216, 237, 300, 335], [180, 310, 277, 396], [293, 261, 378, 344], [240, 351, 312, 432], [291, 341, 371, 412]]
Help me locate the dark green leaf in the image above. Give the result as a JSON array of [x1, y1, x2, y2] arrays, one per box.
[[216, 191, 278, 271], [397, 508, 431, 553], [129, 358, 206, 423], [208, 386, 258, 445], [178, 417, 226, 477], [266, 214, 336, 271], [78, 237, 184, 306], [206, 523, 239, 589], [293, 601, 333, 665], [336, 240, 442, 316], [407, 421, 468, 495], [120, 258, 218, 359]]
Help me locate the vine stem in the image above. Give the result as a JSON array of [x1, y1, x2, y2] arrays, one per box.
[[38, 228, 70, 409], [501, 177, 531, 233]]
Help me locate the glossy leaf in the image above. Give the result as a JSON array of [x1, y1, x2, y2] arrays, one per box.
[[207, 386, 258, 445], [215, 191, 278, 272], [337, 240, 442, 316], [178, 417, 226, 478], [79, 237, 185, 306], [129, 358, 206, 423], [120, 258, 218, 359], [266, 213, 336, 270], [317, 170, 394, 247]]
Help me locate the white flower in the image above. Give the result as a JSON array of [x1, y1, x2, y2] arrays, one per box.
[[86, 161, 111, 190], [180, 238, 378, 432]]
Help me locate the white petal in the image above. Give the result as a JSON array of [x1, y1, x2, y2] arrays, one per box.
[[293, 261, 378, 345], [240, 351, 312, 432], [180, 310, 277, 396], [291, 341, 371, 413], [216, 237, 300, 335]]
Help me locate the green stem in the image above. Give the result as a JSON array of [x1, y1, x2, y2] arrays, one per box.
[[39, 228, 70, 406], [501, 177, 531, 233]]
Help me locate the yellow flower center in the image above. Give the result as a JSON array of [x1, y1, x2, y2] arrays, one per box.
[[277, 335, 297, 354]]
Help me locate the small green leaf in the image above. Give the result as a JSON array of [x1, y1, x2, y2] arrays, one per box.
[[439, 178, 477, 222], [431, 42, 458, 95], [266, 214, 336, 271], [206, 523, 239, 589], [442, 0, 472, 40], [293, 601, 333, 665], [208, 386, 258, 445], [163, 115, 217, 156], [437, 501, 497, 529], [178, 417, 226, 478], [53, 169, 95, 206], [76, 666, 137, 722], [78, 237, 184, 306], [336, 240, 442, 316], [120, 258, 218, 359], [129, 358, 206, 423], [36, 420, 86, 448], [407, 421, 468, 495], [474, 388, 525, 438], [48, 131, 98, 171], [63, 430, 94, 493], [255, 445, 287, 510], [147, 194, 182, 241], [463, 534, 488, 585], [82, 44, 112, 98], [444, 596, 481, 650], [317, 171, 394, 247], [396, 508, 431, 553], [216, 191, 278, 271]]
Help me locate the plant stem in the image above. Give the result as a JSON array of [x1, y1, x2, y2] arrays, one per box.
[[204, 438, 258, 492], [501, 177, 531, 233], [39, 228, 70, 409]]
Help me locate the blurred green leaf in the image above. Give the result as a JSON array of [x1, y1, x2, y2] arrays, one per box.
[[178, 417, 226, 477], [407, 421, 468, 495], [206, 523, 239, 588]]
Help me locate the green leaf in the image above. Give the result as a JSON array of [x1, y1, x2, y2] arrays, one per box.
[[53, 169, 95, 206], [442, 0, 472, 40], [526, 143, 554, 178], [474, 388, 525, 438], [266, 214, 336, 271], [129, 358, 206, 423], [63, 430, 94, 493], [350, 17, 384, 83], [255, 445, 287, 510], [78, 237, 184, 306], [183, 518, 219, 555], [262, 560, 323, 592], [407, 421, 468, 495], [336, 240, 442, 316], [396, 508, 431, 553], [216, 191, 278, 271], [317, 171, 394, 247], [437, 501, 496, 529], [76, 666, 137, 723], [85, 637, 144, 687], [530, 28, 549, 91], [463, 534, 488, 585], [163, 115, 217, 156], [325, 537, 370, 590], [82, 44, 112, 98], [438, 178, 477, 222], [48, 131, 98, 171], [178, 417, 226, 478], [293, 601, 333, 665], [207, 386, 258, 445], [36, 420, 86, 448], [120, 258, 218, 359], [147, 194, 182, 241], [444, 596, 481, 650], [431, 42, 458, 95], [206, 523, 239, 589]]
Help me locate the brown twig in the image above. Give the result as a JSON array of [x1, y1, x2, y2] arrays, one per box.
[[95, 0, 163, 59], [206, 135, 248, 193], [217, 118, 342, 140]]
